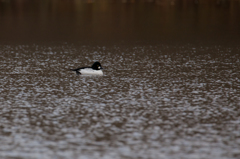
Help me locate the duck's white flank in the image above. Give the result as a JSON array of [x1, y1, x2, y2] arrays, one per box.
[[80, 68, 103, 75]]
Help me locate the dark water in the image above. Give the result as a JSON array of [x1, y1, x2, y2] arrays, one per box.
[[0, 0, 240, 45], [0, 1, 240, 159]]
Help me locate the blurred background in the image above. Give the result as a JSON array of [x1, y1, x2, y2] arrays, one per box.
[[0, 0, 240, 45]]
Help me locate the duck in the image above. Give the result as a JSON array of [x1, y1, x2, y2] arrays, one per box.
[[70, 61, 103, 75]]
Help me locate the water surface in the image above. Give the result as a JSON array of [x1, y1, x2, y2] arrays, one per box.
[[0, 0, 240, 159], [0, 44, 239, 159]]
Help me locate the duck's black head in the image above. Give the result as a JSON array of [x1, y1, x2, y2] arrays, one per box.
[[91, 61, 103, 70]]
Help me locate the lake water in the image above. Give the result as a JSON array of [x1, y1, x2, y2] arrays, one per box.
[[0, 1, 240, 159]]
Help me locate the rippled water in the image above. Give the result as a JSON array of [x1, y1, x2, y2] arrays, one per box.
[[0, 44, 239, 159]]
